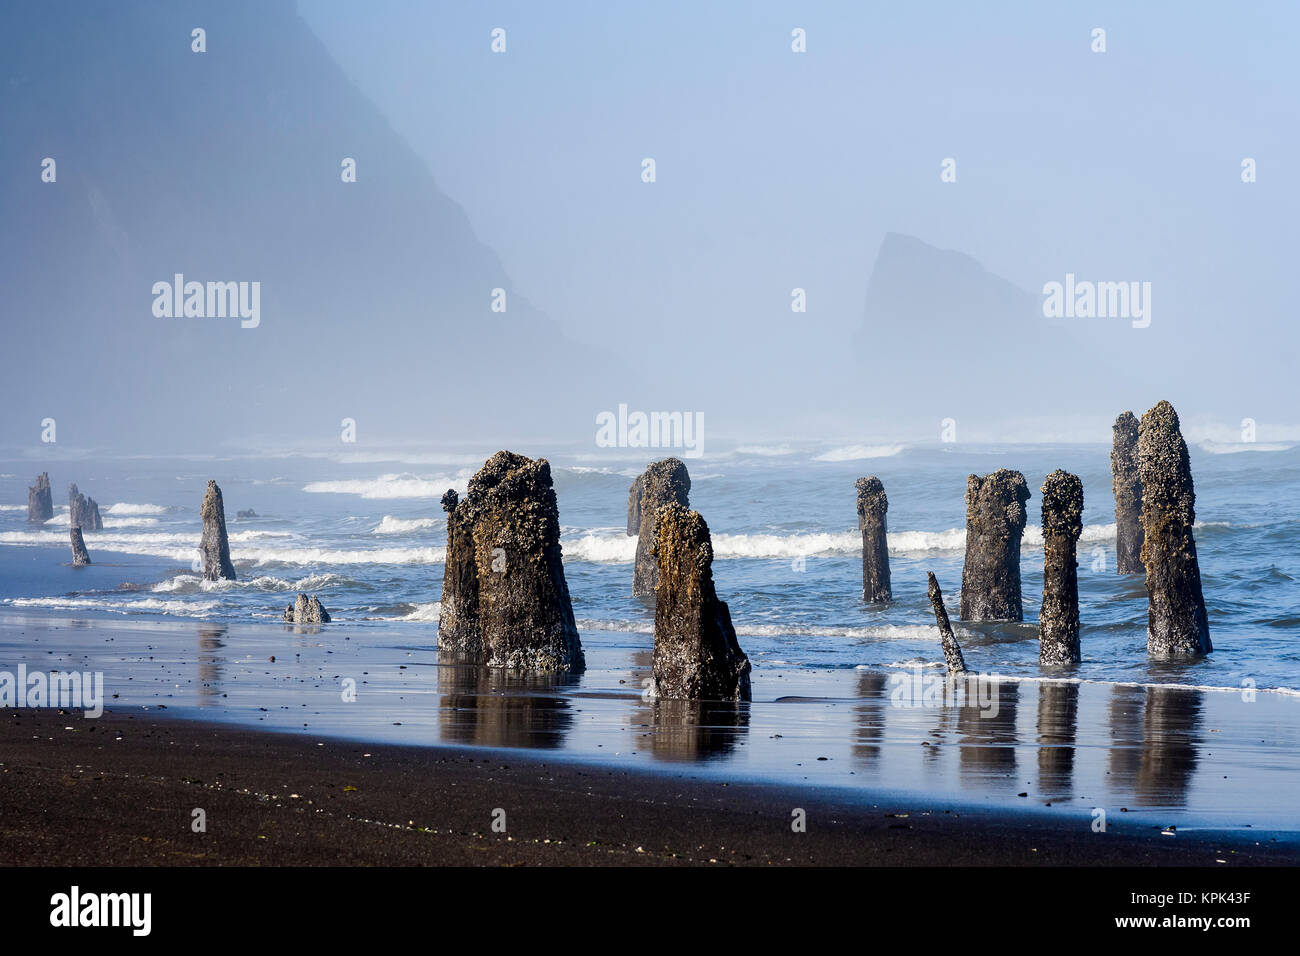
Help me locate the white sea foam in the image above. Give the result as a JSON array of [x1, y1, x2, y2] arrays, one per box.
[[380, 601, 442, 622], [0, 530, 426, 566], [152, 571, 353, 593], [303, 472, 468, 499], [735, 444, 798, 456], [1198, 440, 1296, 455], [0, 505, 27, 512], [562, 533, 638, 563], [106, 503, 173, 515], [813, 443, 905, 462], [43, 512, 160, 528], [560, 523, 1124, 565], [238, 545, 446, 566], [372, 515, 438, 534], [3, 596, 219, 617]]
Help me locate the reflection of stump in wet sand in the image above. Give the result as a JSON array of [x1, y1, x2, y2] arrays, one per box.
[[957, 681, 1020, 782], [647, 699, 749, 762], [852, 670, 889, 769], [1135, 686, 1202, 804], [197, 624, 226, 705], [1036, 681, 1079, 794], [435, 658, 574, 749]]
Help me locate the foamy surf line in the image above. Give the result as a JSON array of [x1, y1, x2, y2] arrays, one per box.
[[562, 521, 1155, 563], [0, 530, 443, 566], [3, 596, 220, 617], [1, 519, 1226, 566]]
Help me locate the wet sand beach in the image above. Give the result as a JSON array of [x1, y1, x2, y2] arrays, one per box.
[[1, 610, 1298, 865], [1, 707, 1295, 866]]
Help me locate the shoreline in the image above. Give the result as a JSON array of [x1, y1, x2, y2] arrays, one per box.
[[2, 608, 1299, 838], [1, 707, 1296, 866]]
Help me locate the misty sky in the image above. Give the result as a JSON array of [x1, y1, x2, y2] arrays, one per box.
[[297, 0, 1297, 441], [2, 1, 1296, 454]]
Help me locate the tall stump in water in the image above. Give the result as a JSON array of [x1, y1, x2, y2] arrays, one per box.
[[1138, 401, 1212, 656], [1039, 470, 1083, 664], [630, 458, 691, 598], [28, 473, 53, 523], [652, 502, 751, 701], [960, 469, 1030, 622], [855, 476, 891, 602], [438, 452, 584, 672], [199, 480, 237, 581], [1110, 411, 1144, 574], [70, 526, 91, 566]]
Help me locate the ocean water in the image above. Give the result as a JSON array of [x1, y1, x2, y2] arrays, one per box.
[[3, 440, 1297, 695], [3, 441, 1299, 830]]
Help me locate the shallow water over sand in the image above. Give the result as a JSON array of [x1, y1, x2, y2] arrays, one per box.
[[3, 612, 1296, 839]]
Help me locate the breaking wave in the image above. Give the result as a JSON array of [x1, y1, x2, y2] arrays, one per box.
[[303, 473, 468, 499], [813, 444, 905, 462], [372, 515, 439, 534]]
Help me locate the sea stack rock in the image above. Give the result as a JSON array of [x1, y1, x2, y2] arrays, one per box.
[[437, 452, 584, 672], [1039, 470, 1083, 665], [927, 572, 967, 674], [1138, 401, 1212, 656], [68, 484, 103, 531], [27, 473, 53, 523], [630, 458, 691, 598], [651, 502, 751, 701], [960, 469, 1030, 622], [284, 593, 330, 623], [236, 508, 257, 519], [199, 480, 237, 582], [855, 476, 891, 602], [437, 488, 481, 658], [1111, 411, 1144, 574], [69, 526, 91, 566]]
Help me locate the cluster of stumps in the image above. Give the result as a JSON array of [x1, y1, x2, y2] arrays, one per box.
[[28, 398, 1210, 700], [26, 473, 101, 567], [437, 399, 1212, 701], [912, 399, 1211, 676]]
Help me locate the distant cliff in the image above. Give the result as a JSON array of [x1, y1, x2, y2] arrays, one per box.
[[0, 0, 619, 450]]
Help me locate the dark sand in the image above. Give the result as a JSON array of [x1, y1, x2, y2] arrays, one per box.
[[1, 708, 1294, 866]]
